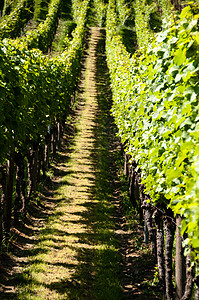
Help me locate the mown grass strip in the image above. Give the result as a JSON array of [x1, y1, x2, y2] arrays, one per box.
[[2, 27, 123, 300]]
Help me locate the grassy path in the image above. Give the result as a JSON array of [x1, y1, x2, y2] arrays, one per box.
[[0, 27, 161, 300], [1, 27, 123, 300]]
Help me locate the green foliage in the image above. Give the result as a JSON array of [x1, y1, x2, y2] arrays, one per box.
[[149, 11, 162, 32], [116, 0, 131, 26], [61, 0, 73, 20], [20, 0, 62, 53], [51, 20, 77, 55], [133, 0, 156, 49], [2, 0, 19, 16], [158, 0, 172, 20], [33, 0, 51, 22], [117, 25, 136, 54], [0, 0, 34, 39], [115, 0, 136, 54], [72, 0, 85, 22], [93, 0, 107, 27], [106, 0, 199, 263], [0, 0, 89, 164]]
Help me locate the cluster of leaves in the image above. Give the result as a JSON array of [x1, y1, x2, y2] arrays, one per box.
[[72, 0, 87, 22], [133, 0, 157, 48], [93, 0, 107, 27], [116, 0, 131, 26], [158, 0, 172, 20], [33, 0, 52, 22], [133, 0, 170, 48], [0, 0, 34, 39], [115, 0, 136, 54], [106, 0, 199, 261], [0, 0, 89, 164], [19, 0, 62, 53], [1, 0, 19, 16]]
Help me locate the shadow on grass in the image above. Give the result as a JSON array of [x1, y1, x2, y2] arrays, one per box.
[[0, 29, 161, 300], [0, 92, 84, 300], [53, 29, 124, 299], [58, 28, 161, 300]]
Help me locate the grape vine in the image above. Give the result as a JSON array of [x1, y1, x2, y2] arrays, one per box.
[[0, 0, 34, 39], [106, 0, 199, 297], [0, 0, 89, 242]]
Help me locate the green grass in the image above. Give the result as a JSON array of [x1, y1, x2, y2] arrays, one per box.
[[1, 27, 124, 300], [0, 23, 161, 300]]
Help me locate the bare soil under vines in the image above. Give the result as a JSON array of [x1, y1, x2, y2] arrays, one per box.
[[0, 27, 162, 299]]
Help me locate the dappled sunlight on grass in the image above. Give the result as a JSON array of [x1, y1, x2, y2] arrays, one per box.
[[0, 24, 161, 300], [6, 27, 123, 300]]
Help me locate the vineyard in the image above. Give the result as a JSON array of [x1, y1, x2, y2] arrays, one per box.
[[0, 0, 199, 299]]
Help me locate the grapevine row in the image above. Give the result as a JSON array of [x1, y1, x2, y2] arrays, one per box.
[[0, 0, 89, 244], [93, 0, 107, 27], [0, 0, 34, 39], [106, 0, 199, 298], [20, 0, 62, 52]]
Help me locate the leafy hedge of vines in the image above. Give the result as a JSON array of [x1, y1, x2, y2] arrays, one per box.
[[106, 0, 199, 261], [19, 0, 62, 52], [0, 0, 89, 164], [0, 0, 34, 39]]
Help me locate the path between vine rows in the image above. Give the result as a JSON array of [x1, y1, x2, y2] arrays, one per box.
[[0, 27, 161, 300]]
